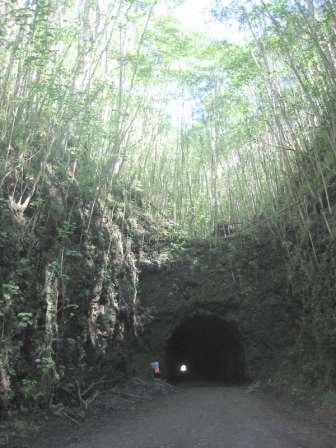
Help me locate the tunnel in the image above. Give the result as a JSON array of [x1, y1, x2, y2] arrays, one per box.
[[165, 316, 246, 383]]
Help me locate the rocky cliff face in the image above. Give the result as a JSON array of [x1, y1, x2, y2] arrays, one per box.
[[138, 213, 336, 392], [137, 238, 293, 382], [0, 175, 167, 415]]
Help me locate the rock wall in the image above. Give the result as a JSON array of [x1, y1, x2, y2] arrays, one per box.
[[0, 177, 164, 415], [137, 209, 336, 392], [136, 239, 293, 382]]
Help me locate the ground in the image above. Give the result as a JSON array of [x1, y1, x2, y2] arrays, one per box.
[[28, 381, 336, 448]]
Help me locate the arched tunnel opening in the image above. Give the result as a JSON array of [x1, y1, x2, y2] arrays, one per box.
[[165, 316, 246, 383]]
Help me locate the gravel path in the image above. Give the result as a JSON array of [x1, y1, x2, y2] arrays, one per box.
[[65, 385, 335, 448]]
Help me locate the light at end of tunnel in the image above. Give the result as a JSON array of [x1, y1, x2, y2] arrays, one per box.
[[179, 364, 188, 373]]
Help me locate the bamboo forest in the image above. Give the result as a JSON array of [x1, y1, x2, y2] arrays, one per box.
[[1, 1, 336, 446]]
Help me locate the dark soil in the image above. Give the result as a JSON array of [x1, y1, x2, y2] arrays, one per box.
[[22, 381, 336, 448]]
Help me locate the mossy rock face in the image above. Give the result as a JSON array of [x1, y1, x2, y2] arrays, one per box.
[[136, 215, 336, 390], [0, 180, 169, 411], [136, 239, 292, 382]]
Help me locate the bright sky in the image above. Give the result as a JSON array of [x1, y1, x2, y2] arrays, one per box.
[[157, 0, 247, 127], [161, 0, 246, 44]]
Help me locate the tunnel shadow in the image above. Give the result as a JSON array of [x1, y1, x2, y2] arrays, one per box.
[[165, 316, 246, 384]]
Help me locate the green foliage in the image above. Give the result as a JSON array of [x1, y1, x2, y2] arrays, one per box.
[[2, 283, 20, 300], [321, 390, 336, 408], [16, 313, 33, 329], [1, 0, 336, 415], [19, 379, 40, 402]]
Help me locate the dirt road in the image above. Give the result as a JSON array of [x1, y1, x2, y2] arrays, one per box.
[[64, 385, 335, 448]]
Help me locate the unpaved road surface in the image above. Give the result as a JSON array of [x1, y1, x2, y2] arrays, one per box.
[[63, 385, 335, 448]]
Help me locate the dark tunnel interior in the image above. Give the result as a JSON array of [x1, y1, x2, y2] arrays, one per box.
[[165, 316, 246, 383]]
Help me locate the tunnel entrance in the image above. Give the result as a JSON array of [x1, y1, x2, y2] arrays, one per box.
[[165, 316, 246, 383]]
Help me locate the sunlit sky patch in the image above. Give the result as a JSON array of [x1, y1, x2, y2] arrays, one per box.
[[156, 1, 248, 127], [158, 0, 247, 44]]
